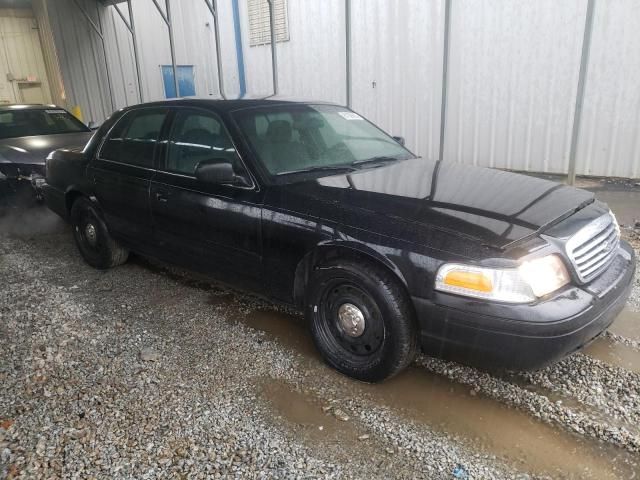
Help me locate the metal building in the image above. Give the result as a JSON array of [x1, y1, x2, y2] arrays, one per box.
[[1, 0, 639, 179]]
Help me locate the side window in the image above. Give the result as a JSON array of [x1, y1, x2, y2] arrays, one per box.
[[99, 109, 167, 168], [165, 109, 238, 176]]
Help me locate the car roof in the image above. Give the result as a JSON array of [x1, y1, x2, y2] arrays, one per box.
[[119, 96, 342, 114], [0, 104, 60, 111]]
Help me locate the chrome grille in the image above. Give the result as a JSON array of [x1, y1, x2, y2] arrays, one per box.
[[565, 212, 620, 283]]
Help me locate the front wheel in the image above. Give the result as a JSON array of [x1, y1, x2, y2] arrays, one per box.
[[70, 197, 129, 269], [306, 258, 418, 382]]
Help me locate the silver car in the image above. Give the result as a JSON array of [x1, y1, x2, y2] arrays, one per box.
[[0, 104, 93, 199]]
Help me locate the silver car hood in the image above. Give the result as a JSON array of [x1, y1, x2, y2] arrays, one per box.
[[0, 132, 93, 166]]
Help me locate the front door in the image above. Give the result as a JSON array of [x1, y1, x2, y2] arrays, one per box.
[[88, 107, 169, 249], [150, 107, 264, 289]]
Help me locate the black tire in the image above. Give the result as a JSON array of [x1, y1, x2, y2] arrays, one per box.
[[70, 197, 129, 269], [306, 258, 418, 382]]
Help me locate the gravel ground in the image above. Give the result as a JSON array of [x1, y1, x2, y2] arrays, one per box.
[[622, 227, 640, 312], [1, 209, 640, 479]]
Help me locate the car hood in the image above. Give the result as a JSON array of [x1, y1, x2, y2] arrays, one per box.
[[0, 132, 93, 166], [280, 158, 595, 250]]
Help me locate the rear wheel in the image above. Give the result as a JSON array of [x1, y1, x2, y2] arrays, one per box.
[[70, 197, 128, 269], [306, 258, 418, 382]]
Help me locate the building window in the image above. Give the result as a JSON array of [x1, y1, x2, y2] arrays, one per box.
[[247, 0, 289, 47], [161, 65, 196, 99]]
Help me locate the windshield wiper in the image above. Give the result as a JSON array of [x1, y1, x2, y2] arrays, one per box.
[[352, 156, 399, 167], [277, 164, 357, 176]]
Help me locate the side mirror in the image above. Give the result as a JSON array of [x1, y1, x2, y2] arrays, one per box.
[[195, 159, 249, 186], [392, 136, 405, 146]]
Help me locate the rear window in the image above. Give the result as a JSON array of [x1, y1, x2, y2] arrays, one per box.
[[0, 108, 90, 139], [99, 108, 168, 168]]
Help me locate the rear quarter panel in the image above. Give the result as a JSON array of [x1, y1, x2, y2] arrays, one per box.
[[45, 110, 125, 211], [46, 148, 90, 194]]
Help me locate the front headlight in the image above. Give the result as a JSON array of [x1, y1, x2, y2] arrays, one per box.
[[435, 254, 570, 303]]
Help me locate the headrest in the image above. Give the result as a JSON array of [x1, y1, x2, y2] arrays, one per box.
[[294, 116, 325, 130], [266, 120, 292, 143], [181, 128, 215, 145]]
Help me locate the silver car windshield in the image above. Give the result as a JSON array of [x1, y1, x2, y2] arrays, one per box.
[[0, 108, 90, 140]]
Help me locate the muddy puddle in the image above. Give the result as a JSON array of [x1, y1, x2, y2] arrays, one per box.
[[245, 309, 639, 479], [262, 379, 364, 443], [504, 372, 640, 434], [584, 335, 640, 373], [584, 307, 640, 373], [261, 379, 401, 476], [592, 190, 640, 226], [609, 307, 640, 343], [366, 368, 638, 479], [241, 309, 319, 358]]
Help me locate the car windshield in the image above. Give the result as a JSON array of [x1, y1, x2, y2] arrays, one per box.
[[0, 108, 90, 140], [233, 104, 415, 176]]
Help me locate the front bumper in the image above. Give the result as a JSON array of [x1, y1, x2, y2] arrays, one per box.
[[414, 240, 636, 370], [0, 162, 45, 180], [0, 163, 46, 197]]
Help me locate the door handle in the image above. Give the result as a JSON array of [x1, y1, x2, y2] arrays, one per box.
[[155, 191, 170, 202]]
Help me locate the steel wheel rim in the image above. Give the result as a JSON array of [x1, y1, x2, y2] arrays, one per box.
[[75, 209, 100, 253], [318, 281, 385, 357]]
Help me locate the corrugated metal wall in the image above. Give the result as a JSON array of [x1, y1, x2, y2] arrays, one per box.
[[241, 0, 346, 101], [575, 0, 640, 178], [350, 0, 445, 164], [443, 0, 586, 174], [32, 0, 66, 107], [43, 0, 640, 178], [45, 0, 241, 122], [46, 0, 113, 122]]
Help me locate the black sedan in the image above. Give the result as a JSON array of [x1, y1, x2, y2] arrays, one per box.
[[0, 104, 93, 199], [41, 99, 635, 382]]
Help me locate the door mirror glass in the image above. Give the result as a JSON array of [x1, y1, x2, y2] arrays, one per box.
[[392, 136, 405, 146], [195, 159, 240, 185]]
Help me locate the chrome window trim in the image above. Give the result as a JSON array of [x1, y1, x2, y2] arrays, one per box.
[[92, 157, 156, 172]]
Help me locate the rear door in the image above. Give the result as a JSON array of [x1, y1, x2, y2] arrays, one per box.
[[149, 107, 264, 289], [88, 107, 169, 248]]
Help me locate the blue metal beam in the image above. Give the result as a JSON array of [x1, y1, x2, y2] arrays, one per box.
[[231, 0, 247, 98]]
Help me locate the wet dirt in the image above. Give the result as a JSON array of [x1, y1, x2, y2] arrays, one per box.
[[262, 379, 364, 444], [609, 307, 640, 343], [366, 368, 637, 479], [504, 372, 640, 434], [260, 378, 402, 476], [584, 335, 640, 373], [242, 308, 319, 359], [592, 190, 640, 226], [0, 205, 66, 237], [244, 308, 639, 479]]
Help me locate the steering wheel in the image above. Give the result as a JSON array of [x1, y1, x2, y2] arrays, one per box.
[[327, 142, 355, 163]]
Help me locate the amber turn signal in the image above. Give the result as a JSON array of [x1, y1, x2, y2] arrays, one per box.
[[443, 270, 493, 292]]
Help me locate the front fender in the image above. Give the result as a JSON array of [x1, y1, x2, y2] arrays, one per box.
[[316, 239, 409, 287], [292, 239, 410, 306]]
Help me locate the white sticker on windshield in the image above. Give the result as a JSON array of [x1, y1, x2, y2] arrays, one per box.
[[337, 111, 363, 120], [45, 109, 67, 114]]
